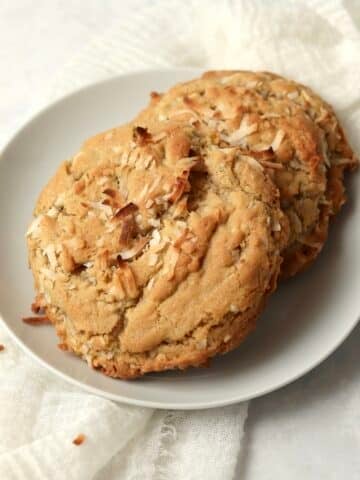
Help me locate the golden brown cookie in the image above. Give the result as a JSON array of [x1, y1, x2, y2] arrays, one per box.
[[137, 71, 357, 277], [27, 118, 288, 378]]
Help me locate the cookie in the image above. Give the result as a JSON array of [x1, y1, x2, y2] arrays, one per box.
[[27, 118, 288, 378], [137, 71, 357, 277]]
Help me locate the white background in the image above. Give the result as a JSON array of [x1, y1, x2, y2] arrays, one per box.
[[1, 1, 359, 478]]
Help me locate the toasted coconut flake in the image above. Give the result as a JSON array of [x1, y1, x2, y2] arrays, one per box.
[[119, 248, 139, 260], [246, 148, 275, 161], [72, 434, 86, 446], [320, 136, 331, 168], [59, 244, 77, 273], [223, 116, 258, 145], [117, 261, 138, 298], [197, 339, 207, 350], [54, 193, 66, 208], [96, 250, 110, 270], [145, 199, 154, 209], [103, 188, 117, 198], [148, 253, 158, 266], [181, 237, 197, 254], [112, 271, 126, 299], [22, 316, 51, 325], [288, 211, 303, 235], [137, 183, 150, 202], [245, 80, 259, 88], [143, 155, 153, 169], [301, 89, 313, 103], [173, 226, 188, 246], [40, 267, 57, 281], [72, 151, 85, 163], [176, 220, 187, 230], [224, 334, 231, 343], [315, 108, 329, 124], [241, 155, 264, 171], [167, 170, 190, 204], [119, 216, 137, 245], [119, 237, 148, 260], [46, 207, 59, 218], [172, 196, 188, 219], [252, 143, 268, 152], [149, 229, 161, 247], [287, 91, 299, 100], [216, 146, 238, 155], [333, 157, 355, 166], [31, 297, 45, 314], [168, 109, 199, 120], [206, 118, 219, 130], [133, 126, 152, 146], [219, 73, 243, 85], [258, 160, 284, 170], [147, 277, 155, 290], [106, 223, 117, 233], [73, 179, 85, 195], [135, 213, 143, 223], [83, 261, 93, 268], [148, 176, 162, 195], [152, 131, 167, 143], [112, 202, 138, 221], [154, 197, 164, 205], [272, 221, 282, 232], [167, 179, 187, 203], [118, 149, 130, 166], [167, 246, 180, 279], [43, 244, 58, 269], [96, 237, 105, 247], [148, 218, 161, 228], [151, 91, 161, 100], [299, 237, 323, 248], [85, 201, 113, 217], [271, 129, 285, 152], [229, 304, 239, 313], [26, 215, 44, 237], [65, 236, 85, 251]]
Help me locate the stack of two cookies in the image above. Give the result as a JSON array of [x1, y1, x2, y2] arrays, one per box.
[[27, 71, 357, 378]]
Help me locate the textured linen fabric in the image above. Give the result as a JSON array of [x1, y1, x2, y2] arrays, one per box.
[[0, 1, 359, 479]]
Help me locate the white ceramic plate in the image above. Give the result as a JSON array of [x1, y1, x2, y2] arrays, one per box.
[[0, 69, 359, 410]]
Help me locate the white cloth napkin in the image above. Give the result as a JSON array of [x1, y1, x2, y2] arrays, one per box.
[[1, 1, 360, 479]]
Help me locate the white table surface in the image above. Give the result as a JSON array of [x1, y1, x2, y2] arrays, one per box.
[[1, 1, 359, 478]]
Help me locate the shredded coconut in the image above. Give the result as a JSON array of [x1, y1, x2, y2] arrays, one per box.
[[271, 129, 285, 152], [26, 215, 44, 237], [148, 253, 158, 266], [223, 116, 258, 145]]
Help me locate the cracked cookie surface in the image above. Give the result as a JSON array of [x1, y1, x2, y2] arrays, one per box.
[[137, 71, 357, 277], [27, 118, 288, 378]]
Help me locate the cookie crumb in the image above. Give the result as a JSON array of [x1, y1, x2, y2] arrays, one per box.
[[22, 316, 51, 325], [72, 434, 86, 446], [0, 344, 5, 351]]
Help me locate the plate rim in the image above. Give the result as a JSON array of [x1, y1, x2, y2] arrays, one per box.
[[0, 68, 359, 410], [1, 311, 358, 410]]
